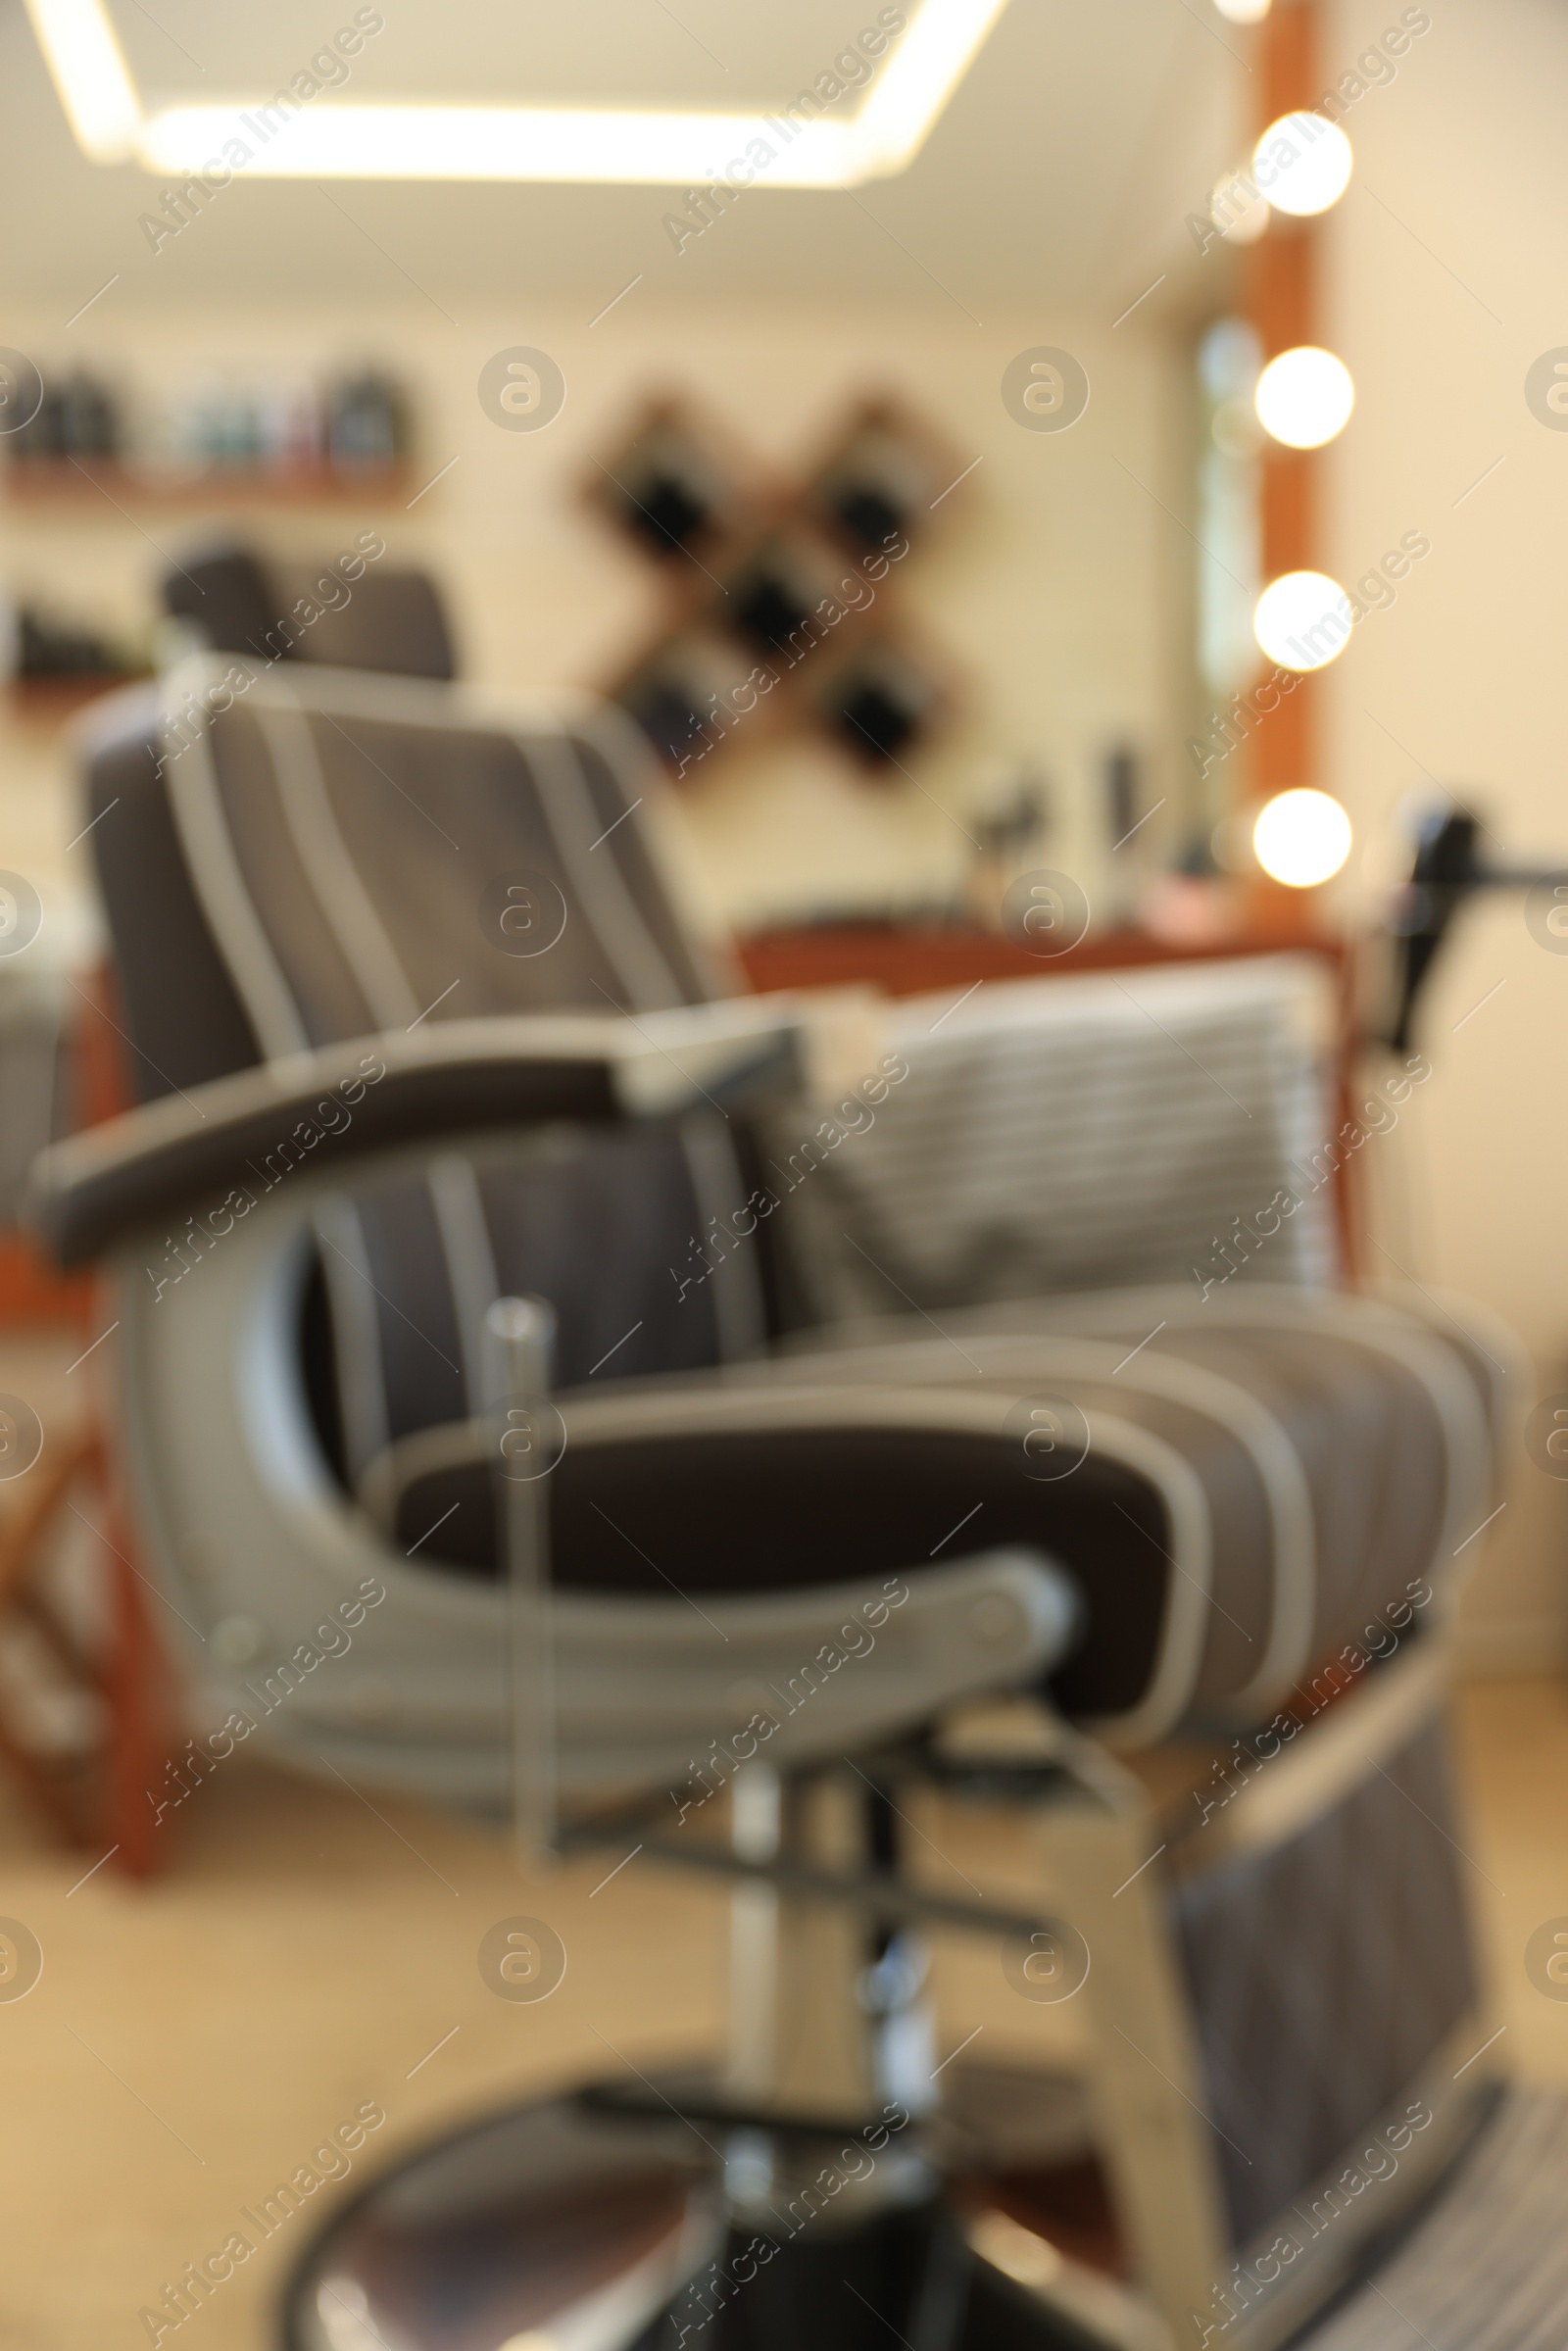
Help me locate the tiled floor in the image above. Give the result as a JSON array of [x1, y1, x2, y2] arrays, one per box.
[[0, 1739, 735, 2350], [0, 1675, 1559, 2348], [1452, 1674, 1568, 2090]]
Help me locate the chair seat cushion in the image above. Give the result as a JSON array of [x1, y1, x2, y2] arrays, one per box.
[[771, 1282, 1503, 1735], [384, 1283, 1503, 1748]]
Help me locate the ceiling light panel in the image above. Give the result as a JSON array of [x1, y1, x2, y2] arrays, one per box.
[[29, 0, 1012, 185]]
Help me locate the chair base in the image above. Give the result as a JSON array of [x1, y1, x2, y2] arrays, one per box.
[[280, 2067, 1147, 2351], [282, 2073, 1568, 2351]]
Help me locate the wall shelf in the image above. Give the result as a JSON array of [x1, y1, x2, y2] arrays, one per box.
[[5, 676, 147, 722], [1, 460, 413, 509]]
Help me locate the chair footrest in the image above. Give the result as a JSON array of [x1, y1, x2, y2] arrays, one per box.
[[1300, 2086, 1568, 2349]]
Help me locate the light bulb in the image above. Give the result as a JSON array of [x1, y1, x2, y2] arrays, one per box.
[[1251, 112, 1352, 217], [1254, 347, 1355, 448], [1252, 789, 1352, 888], [1253, 570, 1353, 670], [1214, 0, 1271, 19]]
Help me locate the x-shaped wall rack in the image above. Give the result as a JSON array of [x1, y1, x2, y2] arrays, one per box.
[[585, 393, 973, 786]]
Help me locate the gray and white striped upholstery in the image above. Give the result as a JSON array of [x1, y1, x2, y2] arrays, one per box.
[[0, 965, 68, 1225], [776, 956, 1340, 1316], [155, 657, 727, 1052], [1301, 2091, 1568, 2350], [82, 659, 1509, 1751], [315, 1115, 774, 1526], [762, 1281, 1501, 1739], [320, 1276, 1502, 1750], [140, 656, 780, 1454], [1175, 1706, 1476, 2249]]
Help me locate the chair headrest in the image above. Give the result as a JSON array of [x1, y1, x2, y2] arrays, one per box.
[[162, 544, 280, 663], [160, 542, 457, 681]]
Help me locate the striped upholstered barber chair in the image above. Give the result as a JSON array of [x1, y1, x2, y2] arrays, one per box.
[[159, 540, 458, 682], [30, 654, 1550, 2350]]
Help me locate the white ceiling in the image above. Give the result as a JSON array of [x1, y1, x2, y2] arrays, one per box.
[[0, 0, 1247, 309]]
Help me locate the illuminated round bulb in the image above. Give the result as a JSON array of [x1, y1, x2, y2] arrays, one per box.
[[1254, 347, 1354, 448], [1252, 112, 1352, 216], [1252, 789, 1352, 888], [1214, 0, 1271, 19], [1253, 570, 1352, 670]]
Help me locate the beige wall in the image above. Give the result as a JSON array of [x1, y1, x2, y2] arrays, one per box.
[[1, 295, 1194, 941], [1326, 0, 1568, 1659]]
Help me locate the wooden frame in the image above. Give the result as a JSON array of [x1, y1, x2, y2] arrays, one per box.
[[0, 1418, 172, 1875]]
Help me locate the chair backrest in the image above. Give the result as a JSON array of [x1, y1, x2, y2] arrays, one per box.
[[0, 966, 69, 1223], [76, 682, 263, 1098], [271, 562, 456, 682], [77, 659, 728, 1097], [76, 660, 769, 1468], [162, 543, 458, 680]]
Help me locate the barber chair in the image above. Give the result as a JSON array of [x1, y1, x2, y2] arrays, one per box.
[[160, 540, 457, 681], [30, 654, 1554, 2350]]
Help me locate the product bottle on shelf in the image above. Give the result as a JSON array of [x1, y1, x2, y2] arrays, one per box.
[[259, 378, 324, 473], [326, 371, 409, 471], [57, 370, 120, 461]]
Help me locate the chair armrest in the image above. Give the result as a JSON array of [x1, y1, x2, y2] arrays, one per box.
[[27, 1000, 809, 1267]]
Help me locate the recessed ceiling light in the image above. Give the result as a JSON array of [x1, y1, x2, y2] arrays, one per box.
[[26, 0, 1013, 186]]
